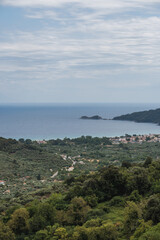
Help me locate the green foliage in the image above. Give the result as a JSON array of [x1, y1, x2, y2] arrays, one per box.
[[151, 180, 160, 194], [122, 160, 132, 168], [0, 137, 17, 152], [19, 138, 25, 143], [34, 229, 49, 240], [7, 208, 29, 234], [25, 139, 32, 145], [85, 195, 98, 207], [2, 205, 21, 223], [29, 202, 55, 232], [139, 222, 160, 240], [65, 197, 90, 225], [86, 208, 106, 220], [64, 176, 75, 186], [124, 201, 142, 237], [145, 194, 160, 224], [127, 190, 142, 202], [130, 219, 152, 240], [84, 218, 102, 228], [113, 108, 160, 125], [97, 166, 126, 201], [33, 224, 69, 240], [126, 167, 151, 195], [143, 157, 152, 168], [109, 196, 125, 207], [0, 221, 15, 240], [73, 223, 118, 240], [2, 137, 160, 239], [47, 193, 68, 211], [53, 227, 68, 240]]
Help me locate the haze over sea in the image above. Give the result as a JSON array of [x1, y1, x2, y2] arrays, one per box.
[[0, 103, 160, 140]]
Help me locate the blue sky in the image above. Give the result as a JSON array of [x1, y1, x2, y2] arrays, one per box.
[[0, 0, 160, 103]]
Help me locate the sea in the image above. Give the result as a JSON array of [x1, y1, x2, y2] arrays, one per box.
[[0, 103, 160, 140]]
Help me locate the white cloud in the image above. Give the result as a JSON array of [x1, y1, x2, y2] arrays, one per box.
[[1, 0, 160, 9], [1, 14, 160, 70], [1, 0, 160, 101]]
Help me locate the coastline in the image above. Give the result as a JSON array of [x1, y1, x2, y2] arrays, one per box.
[[0, 103, 160, 140], [2, 133, 159, 145]]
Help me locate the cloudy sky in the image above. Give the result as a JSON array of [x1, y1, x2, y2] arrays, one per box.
[[0, 0, 160, 103]]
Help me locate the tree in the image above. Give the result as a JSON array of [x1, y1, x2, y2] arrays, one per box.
[[143, 157, 152, 168], [53, 227, 68, 240], [94, 223, 118, 240], [34, 224, 68, 240], [85, 195, 98, 207], [19, 138, 25, 143], [29, 203, 55, 232], [127, 190, 141, 203], [130, 219, 152, 240], [139, 222, 160, 240], [65, 197, 90, 225], [73, 223, 118, 240], [145, 195, 160, 224], [37, 174, 41, 180], [7, 208, 29, 234], [0, 221, 15, 240], [98, 166, 126, 200], [124, 201, 142, 237], [84, 218, 102, 228], [126, 167, 151, 195], [73, 226, 88, 240], [122, 161, 132, 168], [34, 229, 49, 240], [25, 139, 32, 144]]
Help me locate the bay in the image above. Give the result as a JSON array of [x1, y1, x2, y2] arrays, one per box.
[[0, 103, 160, 140]]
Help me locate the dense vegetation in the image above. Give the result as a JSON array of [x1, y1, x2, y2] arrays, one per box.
[[1, 136, 160, 239], [113, 108, 160, 125]]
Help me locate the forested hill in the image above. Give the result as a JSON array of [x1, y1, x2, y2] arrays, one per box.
[[2, 137, 160, 239], [113, 108, 160, 125]]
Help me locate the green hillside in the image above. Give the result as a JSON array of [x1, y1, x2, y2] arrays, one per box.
[[1, 137, 160, 239], [113, 108, 160, 125]]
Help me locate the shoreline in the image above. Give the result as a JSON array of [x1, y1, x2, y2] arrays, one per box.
[[1, 133, 159, 145]]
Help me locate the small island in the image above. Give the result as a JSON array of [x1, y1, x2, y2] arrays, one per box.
[[80, 115, 103, 120]]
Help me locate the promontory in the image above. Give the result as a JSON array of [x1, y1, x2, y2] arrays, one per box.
[[113, 108, 160, 125]]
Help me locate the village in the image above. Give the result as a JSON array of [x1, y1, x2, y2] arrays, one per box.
[[36, 133, 160, 145], [110, 133, 160, 144]]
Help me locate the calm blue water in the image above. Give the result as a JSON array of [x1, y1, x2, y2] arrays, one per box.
[[0, 103, 160, 140]]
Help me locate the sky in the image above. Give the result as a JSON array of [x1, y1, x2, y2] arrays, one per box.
[[0, 0, 160, 103]]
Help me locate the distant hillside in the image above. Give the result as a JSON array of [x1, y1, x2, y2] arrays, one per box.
[[113, 108, 160, 125]]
